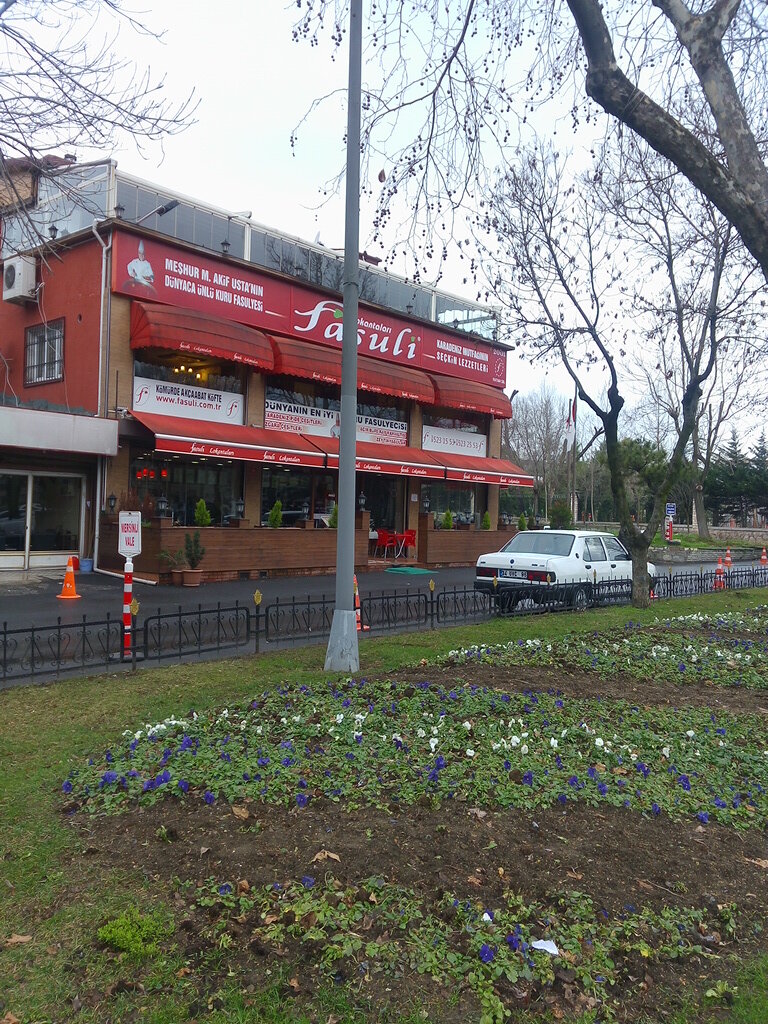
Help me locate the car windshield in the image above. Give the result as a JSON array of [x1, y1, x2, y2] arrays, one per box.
[[501, 533, 575, 556]]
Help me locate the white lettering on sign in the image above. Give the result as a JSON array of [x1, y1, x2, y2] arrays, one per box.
[[422, 424, 487, 457], [118, 511, 142, 558]]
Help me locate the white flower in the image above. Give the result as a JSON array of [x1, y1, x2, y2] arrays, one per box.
[[466, 749, 475, 757], [510, 736, 520, 747], [550, 738, 558, 749], [662, 745, 670, 758], [521, 744, 529, 755], [429, 738, 439, 752], [463, 720, 473, 731], [595, 738, 604, 748], [686, 730, 695, 738], [336, 713, 344, 724], [482, 912, 493, 922], [417, 728, 426, 738]]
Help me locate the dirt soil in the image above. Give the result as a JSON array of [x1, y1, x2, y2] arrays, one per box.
[[67, 663, 768, 1022], [393, 662, 768, 715]]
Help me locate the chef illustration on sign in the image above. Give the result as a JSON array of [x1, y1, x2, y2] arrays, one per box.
[[123, 240, 157, 294], [330, 413, 341, 438]]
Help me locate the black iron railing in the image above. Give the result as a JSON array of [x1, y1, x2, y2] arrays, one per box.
[[3, 567, 768, 686]]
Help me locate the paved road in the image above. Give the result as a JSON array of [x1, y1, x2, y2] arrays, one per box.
[[0, 564, 478, 631]]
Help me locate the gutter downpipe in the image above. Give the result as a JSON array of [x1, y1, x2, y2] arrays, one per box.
[[91, 219, 112, 569]]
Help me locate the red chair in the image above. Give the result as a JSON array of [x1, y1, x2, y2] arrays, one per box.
[[375, 529, 397, 558], [397, 528, 417, 557]]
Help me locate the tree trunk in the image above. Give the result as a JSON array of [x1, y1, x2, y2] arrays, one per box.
[[694, 486, 710, 541], [626, 537, 653, 609]]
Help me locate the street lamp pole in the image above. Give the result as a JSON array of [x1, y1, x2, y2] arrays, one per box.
[[325, 0, 363, 671]]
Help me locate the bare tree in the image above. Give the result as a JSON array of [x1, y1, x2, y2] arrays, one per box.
[[0, 0, 196, 250], [294, 1, 768, 283], [596, 136, 768, 539], [484, 143, 725, 605], [502, 385, 570, 518]]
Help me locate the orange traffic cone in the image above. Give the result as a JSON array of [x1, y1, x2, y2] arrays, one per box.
[[761, 547, 767, 566], [353, 574, 369, 632], [713, 557, 725, 591], [57, 556, 81, 600], [724, 547, 732, 569]]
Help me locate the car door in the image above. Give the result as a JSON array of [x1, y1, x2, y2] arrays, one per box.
[[583, 536, 612, 591], [603, 535, 633, 583]]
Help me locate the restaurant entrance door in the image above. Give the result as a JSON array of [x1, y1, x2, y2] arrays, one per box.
[[359, 473, 403, 533]]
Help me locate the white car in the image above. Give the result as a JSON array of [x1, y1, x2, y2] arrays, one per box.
[[474, 529, 657, 611]]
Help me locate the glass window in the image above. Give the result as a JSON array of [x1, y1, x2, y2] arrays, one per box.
[[502, 532, 575, 556], [25, 319, 64, 385], [129, 450, 243, 527], [423, 408, 485, 433], [261, 468, 336, 525], [30, 476, 81, 551], [584, 537, 607, 561], [603, 536, 630, 561], [0, 473, 27, 551], [422, 481, 477, 525]]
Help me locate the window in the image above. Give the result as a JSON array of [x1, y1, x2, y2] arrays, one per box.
[[584, 537, 607, 561], [25, 319, 64, 385], [603, 536, 630, 561]]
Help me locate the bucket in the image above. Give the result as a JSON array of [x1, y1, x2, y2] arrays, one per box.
[[80, 557, 94, 573]]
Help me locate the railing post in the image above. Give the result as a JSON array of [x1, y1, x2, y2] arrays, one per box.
[[2, 620, 6, 682], [429, 578, 435, 628], [253, 590, 262, 653]]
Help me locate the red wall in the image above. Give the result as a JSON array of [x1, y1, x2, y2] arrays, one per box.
[[0, 239, 103, 413]]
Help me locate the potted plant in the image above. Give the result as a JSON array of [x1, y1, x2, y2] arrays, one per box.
[[481, 510, 491, 530], [327, 503, 338, 529], [441, 509, 453, 531], [159, 547, 186, 586], [267, 499, 283, 528], [183, 530, 205, 586], [194, 498, 212, 527]]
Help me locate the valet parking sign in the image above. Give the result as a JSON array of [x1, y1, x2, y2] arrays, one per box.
[[118, 512, 142, 558]]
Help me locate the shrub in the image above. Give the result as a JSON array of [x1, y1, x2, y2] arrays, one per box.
[[517, 513, 528, 531], [481, 511, 491, 530], [194, 499, 212, 527], [159, 548, 185, 569], [97, 906, 173, 960], [268, 499, 283, 529], [441, 509, 453, 530], [328, 503, 338, 529], [549, 501, 573, 529], [184, 530, 205, 569]]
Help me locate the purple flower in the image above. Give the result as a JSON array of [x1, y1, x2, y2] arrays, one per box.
[[651, 802, 661, 816], [296, 792, 309, 808], [100, 771, 119, 787], [522, 770, 533, 786], [597, 782, 608, 797], [479, 944, 495, 963], [177, 779, 189, 793], [301, 875, 315, 889], [696, 811, 709, 824], [218, 883, 232, 896], [61, 779, 73, 794], [679, 775, 691, 792], [204, 790, 215, 805]]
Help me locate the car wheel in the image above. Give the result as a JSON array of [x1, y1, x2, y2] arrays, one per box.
[[571, 585, 589, 611]]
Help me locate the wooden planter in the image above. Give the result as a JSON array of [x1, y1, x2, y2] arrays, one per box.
[[183, 568, 204, 586]]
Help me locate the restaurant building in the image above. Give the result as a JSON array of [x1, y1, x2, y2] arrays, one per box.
[[0, 158, 532, 578]]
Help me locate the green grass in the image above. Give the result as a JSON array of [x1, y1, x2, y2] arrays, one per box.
[[2, 587, 768, 1022], [650, 532, 760, 550]]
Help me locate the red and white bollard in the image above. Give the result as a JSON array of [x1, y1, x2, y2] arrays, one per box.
[[665, 517, 673, 542], [123, 557, 133, 657]]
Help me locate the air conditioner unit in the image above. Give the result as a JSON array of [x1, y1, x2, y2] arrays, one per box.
[[3, 256, 36, 304]]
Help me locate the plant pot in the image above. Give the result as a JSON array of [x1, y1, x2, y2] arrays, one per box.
[[170, 568, 185, 586], [182, 568, 204, 587]]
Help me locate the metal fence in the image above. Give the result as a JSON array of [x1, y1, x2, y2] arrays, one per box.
[[3, 567, 768, 686]]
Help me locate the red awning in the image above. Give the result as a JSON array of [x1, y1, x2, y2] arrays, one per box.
[[269, 335, 435, 404], [428, 372, 512, 418], [130, 411, 326, 468], [130, 302, 275, 371], [308, 436, 446, 479], [439, 453, 535, 487]]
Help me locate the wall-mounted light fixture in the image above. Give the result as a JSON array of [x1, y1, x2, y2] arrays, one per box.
[[220, 238, 231, 254], [108, 492, 117, 513], [48, 224, 58, 240]]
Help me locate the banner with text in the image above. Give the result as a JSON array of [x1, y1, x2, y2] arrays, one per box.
[[422, 424, 487, 457], [132, 376, 245, 425], [114, 232, 507, 388], [264, 399, 407, 446]]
